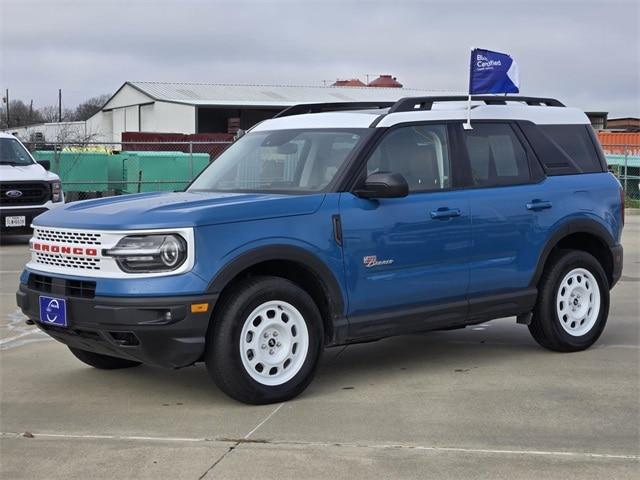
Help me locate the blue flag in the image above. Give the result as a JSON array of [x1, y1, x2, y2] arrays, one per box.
[[469, 48, 520, 95]]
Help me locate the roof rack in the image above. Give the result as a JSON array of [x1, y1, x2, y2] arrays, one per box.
[[388, 95, 565, 113], [274, 101, 395, 118]]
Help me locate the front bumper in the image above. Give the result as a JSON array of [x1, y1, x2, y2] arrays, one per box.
[[1, 207, 48, 234], [16, 283, 218, 368]]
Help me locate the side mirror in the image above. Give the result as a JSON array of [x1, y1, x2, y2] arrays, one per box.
[[37, 160, 51, 171], [354, 172, 409, 199]]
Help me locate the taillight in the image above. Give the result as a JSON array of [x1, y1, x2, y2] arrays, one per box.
[[620, 188, 625, 225]]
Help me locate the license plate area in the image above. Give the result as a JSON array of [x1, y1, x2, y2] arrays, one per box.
[[5, 216, 26, 227], [39, 296, 68, 327]]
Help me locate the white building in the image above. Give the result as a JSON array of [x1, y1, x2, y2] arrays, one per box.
[[85, 81, 444, 142], [4, 81, 448, 144]]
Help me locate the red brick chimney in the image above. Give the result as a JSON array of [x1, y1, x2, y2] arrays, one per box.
[[368, 75, 403, 88]]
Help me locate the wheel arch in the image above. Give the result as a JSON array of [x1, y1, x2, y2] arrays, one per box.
[[207, 245, 346, 344], [530, 219, 616, 289]]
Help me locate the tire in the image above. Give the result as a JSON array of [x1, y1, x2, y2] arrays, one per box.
[[205, 276, 324, 405], [529, 250, 609, 352], [68, 347, 142, 369]]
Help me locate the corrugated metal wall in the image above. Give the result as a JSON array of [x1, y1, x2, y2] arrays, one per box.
[[596, 132, 640, 154]]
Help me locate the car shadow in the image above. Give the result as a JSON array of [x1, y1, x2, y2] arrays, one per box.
[[47, 325, 542, 405]]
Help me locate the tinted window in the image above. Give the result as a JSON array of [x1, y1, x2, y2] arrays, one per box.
[[538, 125, 602, 173], [367, 124, 451, 192], [463, 123, 530, 186]]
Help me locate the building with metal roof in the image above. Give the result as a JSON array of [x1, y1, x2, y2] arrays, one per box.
[[86, 81, 446, 142]]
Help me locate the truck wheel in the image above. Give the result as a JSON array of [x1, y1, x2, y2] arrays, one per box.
[[529, 250, 609, 352], [68, 347, 142, 369], [205, 276, 324, 404]]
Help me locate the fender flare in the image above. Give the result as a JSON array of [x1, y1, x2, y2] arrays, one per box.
[[207, 245, 346, 320], [529, 218, 616, 287]]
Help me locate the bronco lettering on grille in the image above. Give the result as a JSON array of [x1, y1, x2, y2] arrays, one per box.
[[32, 242, 98, 257]]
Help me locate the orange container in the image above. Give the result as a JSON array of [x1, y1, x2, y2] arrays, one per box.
[[596, 132, 640, 155]]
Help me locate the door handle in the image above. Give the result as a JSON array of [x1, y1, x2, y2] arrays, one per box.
[[430, 208, 462, 219], [526, 200, 553, 211]]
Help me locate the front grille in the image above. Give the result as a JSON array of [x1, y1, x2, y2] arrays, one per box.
[[0, 182, 49, 206], [28, 273, 96, 299], [34, 227, 102, 245], [34, 251, 101, 270]]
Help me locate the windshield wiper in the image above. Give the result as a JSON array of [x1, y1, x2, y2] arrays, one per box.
[[0, 161, 24, 166]]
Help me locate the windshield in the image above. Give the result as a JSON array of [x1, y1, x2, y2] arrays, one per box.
[[188, 129, 370, 193], [0, 138, 34, 166]]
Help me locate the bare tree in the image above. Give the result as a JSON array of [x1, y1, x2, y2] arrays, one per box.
[[74, 94, 110, 121]]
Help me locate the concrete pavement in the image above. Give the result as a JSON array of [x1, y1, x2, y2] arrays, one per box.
[[0, 218, 638, 479]]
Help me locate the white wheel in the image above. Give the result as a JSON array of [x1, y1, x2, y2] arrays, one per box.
[[239, 300, 310, 386], [556, 267, 601, 337]]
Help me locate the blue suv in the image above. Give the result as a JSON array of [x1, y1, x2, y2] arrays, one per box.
[[16, 96, 624, 404]]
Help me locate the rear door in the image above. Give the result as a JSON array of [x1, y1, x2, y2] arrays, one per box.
[[339, 123, 472, 335], [458, 122, 551, 301]]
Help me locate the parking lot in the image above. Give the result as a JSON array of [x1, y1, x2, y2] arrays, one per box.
[[0, 216, 638, 479]]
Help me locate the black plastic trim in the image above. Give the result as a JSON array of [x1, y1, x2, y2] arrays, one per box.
[[332, 214, 343, 246], [342, 288, 538, 344], [16, 284, 219, 368], [274, 102, 394, 118], [528, 219, 617, 288], [388, 96, 564, 113], [207, 245, 346, 320]]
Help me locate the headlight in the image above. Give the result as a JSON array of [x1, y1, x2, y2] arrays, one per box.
[[51, 181, 62, 202], [105, 234, 187, 273]]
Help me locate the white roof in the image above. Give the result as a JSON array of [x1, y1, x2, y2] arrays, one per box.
[[124, 81, 450, 107], [253, 101, 589, 131]]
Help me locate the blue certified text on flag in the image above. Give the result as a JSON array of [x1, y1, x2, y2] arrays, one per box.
[[469, 48, 520, 95]]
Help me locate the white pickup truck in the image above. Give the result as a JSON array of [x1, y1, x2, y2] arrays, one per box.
[[1, 132, 64, 235]]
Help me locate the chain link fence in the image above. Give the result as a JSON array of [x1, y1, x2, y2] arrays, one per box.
[[20, 139, 640, 207], [23, 140, 232, 201], [601, 144, 640, 208]]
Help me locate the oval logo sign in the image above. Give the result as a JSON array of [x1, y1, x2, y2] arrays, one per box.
[[6, 190, 23, 198]]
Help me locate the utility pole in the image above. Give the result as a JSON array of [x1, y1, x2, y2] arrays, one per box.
[[4, 89, 9, 127], [29, 100, 33, 123], [58, 89, 62, 122]]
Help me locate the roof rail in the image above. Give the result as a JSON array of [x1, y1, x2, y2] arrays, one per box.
[[387, 95, 565, 113], [274, 101, 395, 118]]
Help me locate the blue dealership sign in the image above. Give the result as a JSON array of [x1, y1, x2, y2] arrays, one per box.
[[469, 48, 520, 95], [39, 296, 68, 327]]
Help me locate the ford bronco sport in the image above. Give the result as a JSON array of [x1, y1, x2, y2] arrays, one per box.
[[16, 96, 624, 404]]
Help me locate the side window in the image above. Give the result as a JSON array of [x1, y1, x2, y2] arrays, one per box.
[[367, 124, 451, 192], [538, 125, 602, 173], [463, 123, 530, 186]]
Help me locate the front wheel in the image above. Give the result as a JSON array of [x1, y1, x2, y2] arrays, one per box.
[[205, 276, 324, 404], [529, 250, 610, 352]]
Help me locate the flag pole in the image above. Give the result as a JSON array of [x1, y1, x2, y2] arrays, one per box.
[[464, 48, 473, 130], [464, 93, 472, 130]]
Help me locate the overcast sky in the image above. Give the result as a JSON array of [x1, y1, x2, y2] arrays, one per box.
[[1, 0, 638, 117]]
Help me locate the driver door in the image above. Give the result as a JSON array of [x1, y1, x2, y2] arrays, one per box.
[[339, 123, 471, 338]]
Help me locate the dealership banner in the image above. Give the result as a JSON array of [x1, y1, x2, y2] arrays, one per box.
[[469, 48, 520, 94]]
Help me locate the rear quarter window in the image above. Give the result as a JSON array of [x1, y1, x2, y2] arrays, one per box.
[[532, 124, 604, 174]]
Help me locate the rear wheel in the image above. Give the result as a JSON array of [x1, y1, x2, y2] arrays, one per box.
[[529, 250, 609, 352], [68, 347, 142, 369], [205, 276, 323, 404]]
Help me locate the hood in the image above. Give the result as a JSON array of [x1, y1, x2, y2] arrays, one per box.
[[33, 191, 326, 230], [0, 163, 60, 182]]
